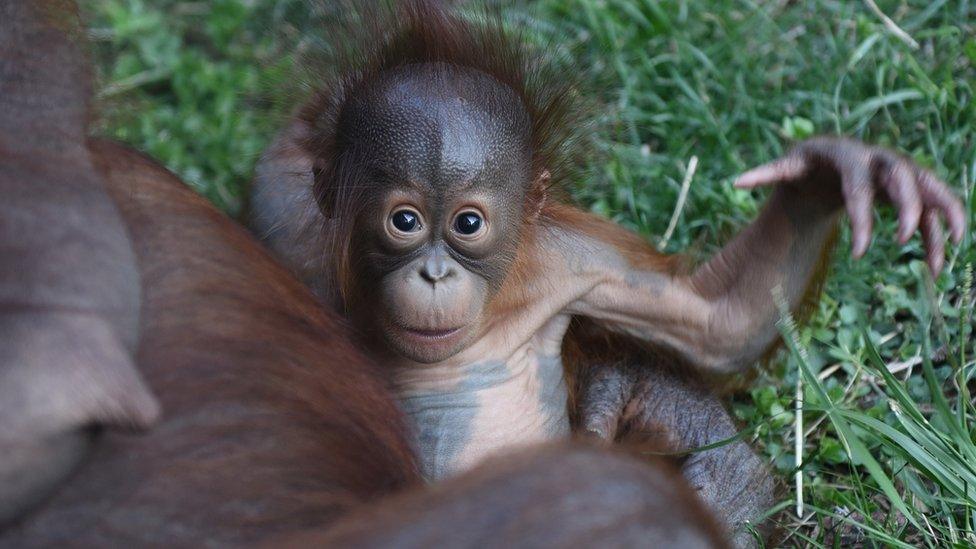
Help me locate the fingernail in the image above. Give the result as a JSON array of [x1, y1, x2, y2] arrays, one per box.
[[852, 235, 868, 258], [897, 228, 910, 244], [952, 227, 964, 244]]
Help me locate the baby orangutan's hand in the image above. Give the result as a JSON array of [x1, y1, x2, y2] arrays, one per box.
[[735, 137, 966, 275]]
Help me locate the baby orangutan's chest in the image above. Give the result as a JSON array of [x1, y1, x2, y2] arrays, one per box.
[[396, 335, 571, 481]]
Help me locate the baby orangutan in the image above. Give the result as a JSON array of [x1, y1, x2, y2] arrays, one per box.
[[0, 3, 726, 546], [250, 2, 965, 542]]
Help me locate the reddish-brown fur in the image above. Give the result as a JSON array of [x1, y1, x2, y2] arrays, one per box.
[[2, 141, 420, 546], [270, 442, 731, 548], [487, 202, 686, 321]]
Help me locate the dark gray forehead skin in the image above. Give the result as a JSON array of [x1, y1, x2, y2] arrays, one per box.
[[338, 63, 533, 205]]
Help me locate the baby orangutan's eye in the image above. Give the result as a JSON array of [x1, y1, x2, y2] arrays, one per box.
[[453, 210, 485, 237], [391, 209, 421, 233]]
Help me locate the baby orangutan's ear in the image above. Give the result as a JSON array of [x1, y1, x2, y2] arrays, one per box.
[[527, 169, 551, 223], [312, 157, 338, 219]]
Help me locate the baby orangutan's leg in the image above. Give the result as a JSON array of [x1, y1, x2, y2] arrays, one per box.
[[577, 360, 774, 548]]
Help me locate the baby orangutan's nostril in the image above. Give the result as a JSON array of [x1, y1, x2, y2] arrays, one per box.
[[421, 263, 453, 284], [420, 249, 454, 284]]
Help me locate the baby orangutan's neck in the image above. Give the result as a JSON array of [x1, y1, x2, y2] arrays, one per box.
[[393, 352, 570, 481]]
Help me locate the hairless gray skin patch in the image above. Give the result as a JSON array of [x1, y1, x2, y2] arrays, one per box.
[[391, 314, 572, 480], [400, 356, 569, 480]]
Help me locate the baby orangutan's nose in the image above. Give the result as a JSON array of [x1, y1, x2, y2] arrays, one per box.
[[420, 246, 455, 285]]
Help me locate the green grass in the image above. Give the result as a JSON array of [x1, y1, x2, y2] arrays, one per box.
[[84, 0, 975, 546]]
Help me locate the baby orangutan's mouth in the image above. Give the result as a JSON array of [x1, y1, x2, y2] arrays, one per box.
[[400, 326, 463, 340], [386, 321, 473, 363]]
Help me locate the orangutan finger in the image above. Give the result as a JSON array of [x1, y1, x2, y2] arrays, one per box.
[[578, 366, 633, 441], [917, 169, 966, 244], [882, 160, 922, 245], [921, 208, 946, 276], [843, 165, 875, 259], [734, 155, 808, 189]]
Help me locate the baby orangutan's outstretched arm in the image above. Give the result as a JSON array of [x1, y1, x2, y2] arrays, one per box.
[[549, 137, 966, 373]]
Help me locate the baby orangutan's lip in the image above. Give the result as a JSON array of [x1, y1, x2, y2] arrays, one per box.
[[400, 326, 463, 340]]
